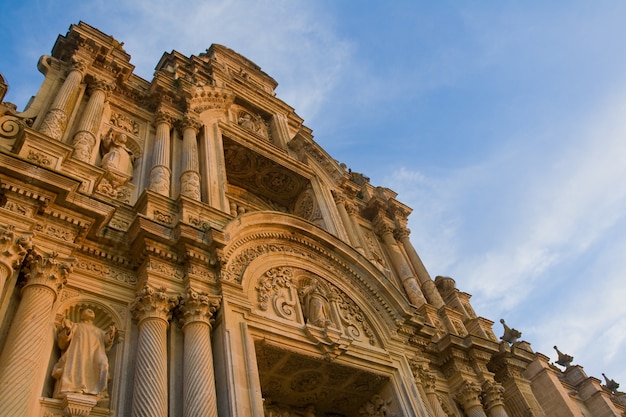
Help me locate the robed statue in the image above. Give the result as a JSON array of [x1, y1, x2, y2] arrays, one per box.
[[52, 308, 116, 399]]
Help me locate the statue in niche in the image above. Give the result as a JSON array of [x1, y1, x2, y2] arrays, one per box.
[[98, 130, 135, 197], [52, 308, 116, 400], [298, 277, 332, 328]]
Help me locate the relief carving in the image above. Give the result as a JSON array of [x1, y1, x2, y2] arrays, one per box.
[[97, 130, 135, 198], [52, 308, 116, 400], [298, 276, 332, 328], [256, 267, 298, 321]]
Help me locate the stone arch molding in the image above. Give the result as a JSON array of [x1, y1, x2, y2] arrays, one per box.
[[221, 212, 409, 351]]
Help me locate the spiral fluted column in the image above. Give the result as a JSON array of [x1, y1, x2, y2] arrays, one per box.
[[130, 284, 178, 417], [395, 227, 445, 309], [179, 115, 202, 201], [373, 214, 426, 307], [39, 59, 86, 140], [149, 112, 174, 196], [180, 289, 221, 417], [413, 363, 448, 417], [0, 250, 74, 417], [70, 79, 111, 162]]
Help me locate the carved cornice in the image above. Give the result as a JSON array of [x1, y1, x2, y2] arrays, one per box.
[[131, 283, 179, 322], [187, 85, 235, 114]]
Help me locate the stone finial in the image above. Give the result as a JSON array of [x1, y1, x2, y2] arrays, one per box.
[[553, 345, 574, 368], [499, 319, 522, 344], [602, 373, 620, 394]]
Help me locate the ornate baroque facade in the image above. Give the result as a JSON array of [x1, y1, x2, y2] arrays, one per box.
[[0, 22, 624, 417]]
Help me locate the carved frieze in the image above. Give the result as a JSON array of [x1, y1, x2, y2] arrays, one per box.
[[74, 258, 136, 285]]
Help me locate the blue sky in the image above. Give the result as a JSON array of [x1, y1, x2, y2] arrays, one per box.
[[2, 1, 625, 388]]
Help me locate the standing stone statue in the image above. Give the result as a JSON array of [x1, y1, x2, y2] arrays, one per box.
[[298, 277, 332, 328], [52, 308, 116, 399]]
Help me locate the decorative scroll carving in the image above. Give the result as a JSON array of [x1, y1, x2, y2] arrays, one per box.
[[330, 286, 376, 345], [359, 394, 395, 417], [256, 267, 297, 321], [74, 259, 136, 285], [110, 112, 140, 136]]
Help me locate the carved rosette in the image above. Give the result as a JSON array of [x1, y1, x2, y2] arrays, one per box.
[[180, 288, 220, 328]]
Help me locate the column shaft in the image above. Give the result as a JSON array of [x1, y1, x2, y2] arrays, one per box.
[[426, 392, 449, 417], [397, 230, 444, 308], [131, 318, 169, 417], [180, 117, 202, 201], [71, 81, 109, 162], [376, 218, 426, 307], [183, 322, 218, 417], [40, 62, 85, 140], [149, 114, 172, 196], [201, 122, 229, 212]]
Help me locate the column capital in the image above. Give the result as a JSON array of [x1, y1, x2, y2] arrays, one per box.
[[68, 57, 88, 76], [21, 249, 75, 295], [131, 283, 179, 323], [180, 288, 221, 328], [373, 214, 395, 238], [482, 381, 506, 411], [455, 380, 483, 410], [180, 114, 203, 133], [394, 226, 411, 241], [0, 226, 33, 277], [154, 111, 175, 127], [331, 190, 346, 205], [86, 77, 114, 96], [410, 360, 437, 394]]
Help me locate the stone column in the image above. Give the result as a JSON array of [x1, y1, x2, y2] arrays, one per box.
[[0, 226, 32, 299], [483, 381, 510, 417], [269, 113, 290, 148], [149, 112, 174, 197], [344, 201, 368, 256], [39, 59, 87, 140], [373, 215, 426, 307], [395, 227, 444, 309], [130, 284, 178, 417], [455, 381, 488, 417], [200, 120, 230, 212], [179, 115, 203, 201], [70, 79, 111, 163], [331, 191, 361, 249], [0, 250, 74, 417], [411, 362, 447, 417], [180, 288, 221, 417]]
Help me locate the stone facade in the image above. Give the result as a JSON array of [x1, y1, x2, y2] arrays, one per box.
[[0, 22, 624, 417]]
